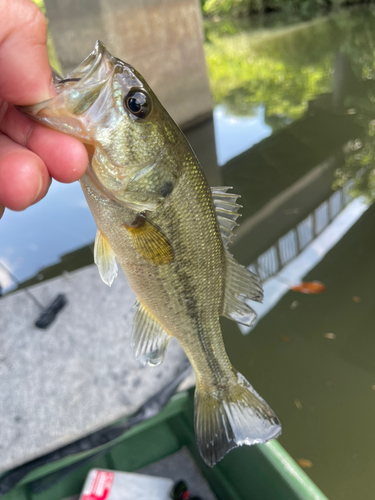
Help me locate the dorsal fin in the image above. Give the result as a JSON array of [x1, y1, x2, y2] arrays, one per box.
[[94, 230, 118, 286], [211, 187, 263, 326], [223, 253, 263, 326], [211, 187, 242, 248], [131, 303, 171, 366]]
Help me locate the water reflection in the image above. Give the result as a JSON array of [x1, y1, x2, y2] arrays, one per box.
[[240, 195, 368, 333], [250, 181, 354, 285], [203, 9, 375, 499], [213, 105, 271, 165], [0, 181, 95, 292], [206, 8, 375, 204], [205, 16, 334, 125]]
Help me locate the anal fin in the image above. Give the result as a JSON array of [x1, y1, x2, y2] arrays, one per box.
[[223, 254, 263, 326], [131, 303, 171, 366], [94, 230, 118, 286]]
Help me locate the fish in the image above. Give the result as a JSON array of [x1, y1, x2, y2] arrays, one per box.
[[20, 41, 281, 466]]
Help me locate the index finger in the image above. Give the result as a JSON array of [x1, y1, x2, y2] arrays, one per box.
[[0, 0, 54, 104]]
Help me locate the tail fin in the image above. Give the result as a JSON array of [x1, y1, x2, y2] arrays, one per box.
[[194, 372, 281, 467]]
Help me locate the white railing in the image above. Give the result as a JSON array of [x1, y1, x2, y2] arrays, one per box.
[[252, 180, 354, 283]]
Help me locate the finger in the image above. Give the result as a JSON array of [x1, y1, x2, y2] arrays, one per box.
[[0, 0, 54, 104], [28, 125, 88, 183], [1, 104, 88, 183], [0, 133, 51, 211], [0, 204, 4, 219]]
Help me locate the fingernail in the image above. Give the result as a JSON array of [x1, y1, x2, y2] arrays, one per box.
[[35, 78, 56, 103], [33, 174, 43, 203]]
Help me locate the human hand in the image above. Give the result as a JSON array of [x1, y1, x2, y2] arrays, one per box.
[[0, 0, 88, 218]]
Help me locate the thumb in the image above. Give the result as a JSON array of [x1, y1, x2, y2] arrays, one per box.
[[0, 0, 54, 105]]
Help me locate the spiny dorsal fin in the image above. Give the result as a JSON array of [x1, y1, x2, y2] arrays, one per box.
[[94, 230, 118, 286], [211, 187, 242, 248], [131, 303, 171, 366], [223, 253, 263, 326]]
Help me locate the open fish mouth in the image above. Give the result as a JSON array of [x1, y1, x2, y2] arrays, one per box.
[[52, 41, 114, 95], [19, 41, 115, 115], [18, 41, 118, 139], [19, 40, 147, 131]]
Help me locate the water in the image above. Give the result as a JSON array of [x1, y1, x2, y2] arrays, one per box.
[[0, 181, 96, 291], [2, 6, 375, 499], [207, 9, 375, 500]]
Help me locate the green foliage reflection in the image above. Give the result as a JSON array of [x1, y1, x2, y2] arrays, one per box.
[[331, 10, 375, 201], [205, 9, 375, 200], [202, 0, 372, 18], [205, 18, 335, 124]]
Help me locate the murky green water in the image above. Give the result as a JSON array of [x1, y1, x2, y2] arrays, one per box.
[[2, 6, 375, 499], [206, 8, 375, 500]]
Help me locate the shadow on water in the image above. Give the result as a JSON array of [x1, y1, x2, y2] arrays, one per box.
[[2, 4, 375, 499]]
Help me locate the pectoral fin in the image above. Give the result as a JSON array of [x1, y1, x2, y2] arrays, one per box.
[[131, 303, 171, 366], [123, 216, 174, 265], [94, 230, 118, 286]]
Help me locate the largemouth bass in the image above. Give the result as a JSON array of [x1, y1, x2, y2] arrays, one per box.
[[21, 41, 281, 466]]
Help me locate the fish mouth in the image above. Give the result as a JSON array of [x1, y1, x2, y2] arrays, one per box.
[[18, 41, 117, 138], [53, 41, 113, 94]]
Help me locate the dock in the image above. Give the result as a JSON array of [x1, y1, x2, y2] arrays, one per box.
[[0, 265, 188, 473]]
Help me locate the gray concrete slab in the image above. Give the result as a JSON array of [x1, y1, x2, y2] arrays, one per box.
[[0, 265, 188, 473]]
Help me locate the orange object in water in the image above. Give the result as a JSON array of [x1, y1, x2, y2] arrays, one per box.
[[297, 458, 313, 469], [291, 281, 326, 294]]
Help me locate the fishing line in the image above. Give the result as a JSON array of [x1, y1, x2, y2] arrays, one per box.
[[0, 261, 68, 328], [0, 261, 44, 309]]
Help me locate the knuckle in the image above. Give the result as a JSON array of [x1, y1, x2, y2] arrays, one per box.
[[24, 3, 47, 39]]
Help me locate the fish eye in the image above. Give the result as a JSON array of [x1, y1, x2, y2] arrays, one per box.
[[124, 89, 151, 119]]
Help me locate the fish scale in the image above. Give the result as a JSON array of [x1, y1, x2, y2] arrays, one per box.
[[20, 40, 281, 467]]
